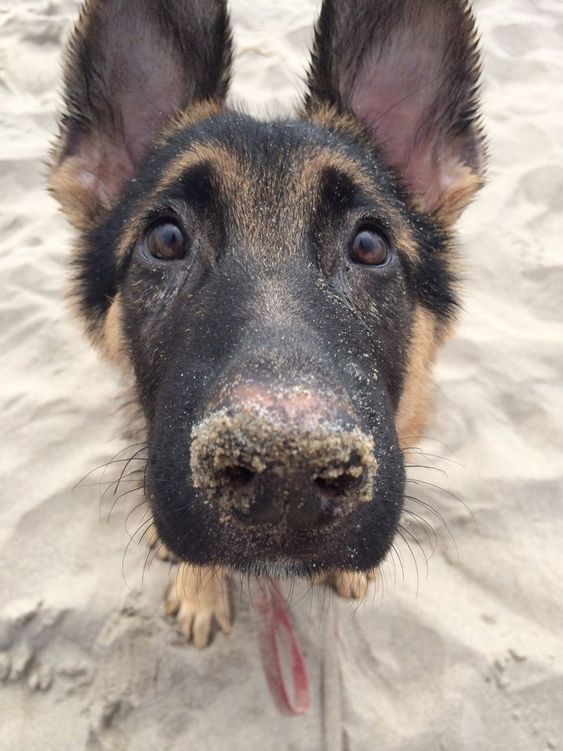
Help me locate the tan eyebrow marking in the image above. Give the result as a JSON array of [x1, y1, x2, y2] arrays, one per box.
[[116, 142, 240, 262], [117, 127, 418, 265], [294, 150, 418, 262]]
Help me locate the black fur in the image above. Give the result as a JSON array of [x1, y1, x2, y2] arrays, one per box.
[[51, 0, 485, 576]]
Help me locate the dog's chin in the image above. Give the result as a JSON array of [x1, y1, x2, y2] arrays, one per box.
[[158, 523, 394, 574], [162, 533, 394, 578], [226, 559, 321, 579], [152, 478, 402, 575], [154, 497, 400, 576]]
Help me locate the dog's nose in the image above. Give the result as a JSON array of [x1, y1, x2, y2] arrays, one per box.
[[190, 385, 377, 528]]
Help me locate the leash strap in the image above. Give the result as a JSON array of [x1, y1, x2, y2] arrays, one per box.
[[255, 578, 311, 715]]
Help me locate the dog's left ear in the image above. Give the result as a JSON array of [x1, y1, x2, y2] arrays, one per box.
[[304, 0, 486, 225], [50, 0, 232, 230]]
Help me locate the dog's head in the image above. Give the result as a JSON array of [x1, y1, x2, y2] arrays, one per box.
[[51, 0, 484, 575]]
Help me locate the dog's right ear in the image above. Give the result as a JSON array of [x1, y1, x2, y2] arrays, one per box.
[[50, 0, 232, 230]]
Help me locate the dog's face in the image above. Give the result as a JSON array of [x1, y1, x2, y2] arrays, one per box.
[[51, 0, 484, 576]]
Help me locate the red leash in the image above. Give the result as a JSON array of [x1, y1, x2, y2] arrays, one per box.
[[255, 578, 311, 715]]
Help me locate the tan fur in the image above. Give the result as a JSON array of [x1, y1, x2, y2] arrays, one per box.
[[115, 142, 242, 262], [49, 156, 106, 232], [322, 568, 378, 599], [48, 105, 226, 235], [308, 104, 483, 227], [165, 564, 231, 649], [296, 150, 419, 263], [102, 293, 128, 367], [306, 103, 373, 150], [301, 107, 420, 261], [115, 135, 421, 271], [156, 100, 224, 146], [147, 528, 232, 647], [432, 167, 484, 226], [395, 306, 445, 449]]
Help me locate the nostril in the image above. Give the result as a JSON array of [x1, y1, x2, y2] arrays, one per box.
[[314, 471, 364, 498], [221, 464, 260, 525], [223, 465, 256, 487], [313, 469, 367, 526]]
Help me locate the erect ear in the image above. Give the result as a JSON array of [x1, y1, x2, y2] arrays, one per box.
[[50, 0, 232, 230], [304, 0, 486, 224]]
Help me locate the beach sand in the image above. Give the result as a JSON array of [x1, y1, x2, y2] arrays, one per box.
[[0, 0, 562, 748]]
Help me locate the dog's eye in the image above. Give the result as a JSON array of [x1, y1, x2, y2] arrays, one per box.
[[146, 221, 188, 260], [350, 227, 389, 267]]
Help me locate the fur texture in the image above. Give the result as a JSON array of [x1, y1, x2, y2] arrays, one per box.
[[50, 0, 485, 646]]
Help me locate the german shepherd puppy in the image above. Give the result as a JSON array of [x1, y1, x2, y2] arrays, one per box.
[[50, 0, 485, 648]]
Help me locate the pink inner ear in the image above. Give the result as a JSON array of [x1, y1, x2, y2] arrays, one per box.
[[72, 137, 136, 209], [75, 89, 178, 207], [114, 33, 189, 167], [120, 91, 182, 166], [72, 24, 190, 206], [348, 25, 454, 212]]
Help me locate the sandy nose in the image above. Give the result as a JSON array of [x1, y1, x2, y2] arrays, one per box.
[[189, 386, 377, 528]]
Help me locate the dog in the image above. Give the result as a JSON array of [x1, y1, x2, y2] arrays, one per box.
[[50, 0, 485, 648]]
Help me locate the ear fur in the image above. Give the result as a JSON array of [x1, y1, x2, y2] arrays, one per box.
[[305, 0, 486, 223], [50, 0, 232, 229]]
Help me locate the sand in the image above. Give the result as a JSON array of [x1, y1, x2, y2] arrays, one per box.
[[1, 0, 562, 749]]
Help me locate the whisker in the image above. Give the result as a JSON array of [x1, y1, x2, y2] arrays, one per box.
[[407, 478, 477, 530], [405, 463, 448, 477], [121, 516, 157, 587], [395, 528, 420, 597], [402, 508, 438, 554], [113, 447, 150, 497], [106, 483, 146, 524], [74, 453, 148, 490], [400, 436, 458, 455], [404, 494, 458, 552], [79, 476, 145, 489], [389, 542, 405, 583], [398, 523, 429, 581], [403, 450, 463, 468], [124, 500, 151, 534]]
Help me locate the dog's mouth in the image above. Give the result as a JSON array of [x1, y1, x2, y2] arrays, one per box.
[[150, 456, 404, 575]]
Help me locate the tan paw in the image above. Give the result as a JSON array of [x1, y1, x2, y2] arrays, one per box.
[[165, 565, 231, 649], [324, 569, 378, 600]]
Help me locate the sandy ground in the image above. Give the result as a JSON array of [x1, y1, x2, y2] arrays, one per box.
[[1, 0, 562, 749]]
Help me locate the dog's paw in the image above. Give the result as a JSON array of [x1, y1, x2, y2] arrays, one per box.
[[165, 565, 231, 649], [324, 569, 377, 600]]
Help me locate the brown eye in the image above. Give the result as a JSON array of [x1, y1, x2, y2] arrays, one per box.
[[350, 227, 389, 266], [146, 221, 187, 260]]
